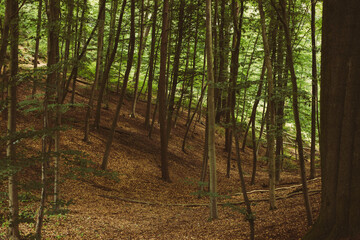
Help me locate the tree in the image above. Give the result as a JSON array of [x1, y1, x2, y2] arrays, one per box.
[[35, 0, 60, 237], [158, 0, 171, 182], [305, 0, 360, 239], [309, 0, 318, 180], [257, 0, 276, 210], [101, 0, 133, 170], [205, 0, 218, 220], [0, 0, 10, 74], [144, 0, 159, 129], [278, 0, 313, 225], [6, 0, 20, 238], [31, 0, 43, 97]]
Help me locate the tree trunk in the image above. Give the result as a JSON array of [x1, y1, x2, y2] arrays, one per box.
[[257, 0, 276, 210], [83, 0, 108, 142], [186, 2, 200, 126], [101, 0, 133, 170], [32, 0, 43, 97], [94, 0, 105, 91], [305, 0, 360, 238], [131, 0, 146, 118], [144, 0, 158, 129], [36, 0, 60, 237], [95, 0, 127, 130], [309, 0, 317, 180], [275, 25, 286, 184], [278, 0, 313, 225], [165, 0, 186, 139], [214, 0, 230, 124], [205, 0, 218, 220], [61, 2, 105, 103], [6, 0, 20, 238], [158, 0, 171, 182], [0, 0, 10, 74], [70, 0, 87, 104]]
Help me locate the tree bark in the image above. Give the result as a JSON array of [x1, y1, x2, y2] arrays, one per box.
[[101, 0, 133, 170], [158, 0, 171, 182], [94, 0, 105, 91], [305, 0, 360, 238], [165, 0, 186, 140], [144, 0, 158, 129], [309, 0, 318, 180], [131, 0, 146, 118], [258, 0, 276, 210], [7, 0, 20, 238], [278, 0, 313, 226], [0, 0, 10, 74], [205, 0, 218, 220], [32, 0, 43, 97]]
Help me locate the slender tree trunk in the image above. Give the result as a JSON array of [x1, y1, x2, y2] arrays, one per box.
[[32, 0, 43, 97], [148, 92, 159, 139], [186, 3, 200, 126], [131, 0, 145, 118], [278, 0, 313, 226], [205, 0, 218, 220], [82, 1, 109, 142], [61, 1, 105, 103], [214, 0, 229, 123], [226, 0, 244, 178], [275, 26, 286, 184], [145, 0, 158, 128], [101, 0, 133, 170], [36, 0, 60, 237], [95, 0, 127, 130], [240, 33, 259, 125], [258, 0, 276, 210], [182, 84, 207, 152], [166, 0, 186, 139], [70, 0, 86, 104], [7, 0, 20, 238], [94, 0, 105, 91], [158, 0, 171, 182], [60, 0, 74, 96], [0, 0, 10, 74], [309, 0, 317, 180], [198, 114, 209, 198], [242, 60, 265, 152]]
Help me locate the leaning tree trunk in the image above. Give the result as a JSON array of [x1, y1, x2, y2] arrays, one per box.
[[279, 0, 313, 226], [305, 0, 360, 239], [166, 0, 186, 139], [130, 0, 145, 118], [70, 0, 86, 104], [101, 0, 133, 170], [83, 0, 107, 142], [258, 0, 276, 210], [144, 0, 158, 129]]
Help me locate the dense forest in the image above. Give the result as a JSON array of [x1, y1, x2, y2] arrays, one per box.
[[0, 0, 359, 239]]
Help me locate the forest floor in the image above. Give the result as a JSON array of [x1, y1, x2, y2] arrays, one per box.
[[0, 72, 321, 239]]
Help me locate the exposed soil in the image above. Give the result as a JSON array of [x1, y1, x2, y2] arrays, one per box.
[[0, 78, 321, 239]]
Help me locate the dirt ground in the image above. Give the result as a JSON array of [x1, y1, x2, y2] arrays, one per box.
[[0, 79, 321, 239]]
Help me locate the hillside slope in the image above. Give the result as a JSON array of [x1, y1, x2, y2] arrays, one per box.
[[0, 79, 321, 239]]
